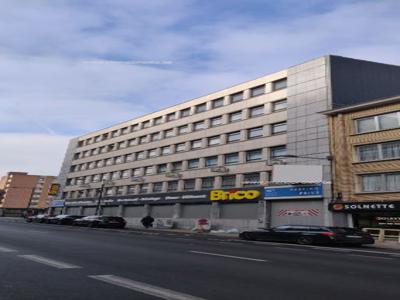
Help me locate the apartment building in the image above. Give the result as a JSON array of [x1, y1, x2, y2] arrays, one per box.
[[0, 172, 55, 216], [56, 55, 400, 229], [326, 96, 400, 229]]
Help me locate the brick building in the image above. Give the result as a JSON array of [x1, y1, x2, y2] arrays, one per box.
[[325, 96, 400, 228]]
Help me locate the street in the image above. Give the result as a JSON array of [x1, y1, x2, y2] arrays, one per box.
[[0, 220, 399, 300]]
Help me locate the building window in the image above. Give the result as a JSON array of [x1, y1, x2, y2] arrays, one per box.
[[128, 139, 136, 146], [94, 136, 102, 142], [357, 140, 400, 162], [246, 149, 262, 161], [201, 177, 214, 189], [111, 130, 118, 138], [88, 162, 96, 169], [136, 151, 146, 160], [178, 125, 189, 134], [121, 170, 130, 179], [191, 139, 202, 149], [175, 143, 186, 152], [127, 185, 136, 194], [105, 187, 114, 196], [193, 121, 205, 131], [230, 92, 244, 103], [272, 78, 287, 91], [248, 126, 263, 139], [270, 145, 287, 159], [144, 166, 153, 175], [272, 99, 287, 112], [116, 186, 124, 196], [229, 111, 242, 122], [121, 127, 129, 135], [243, 173, 260, 187], [222, 175, 236, 188], [249, 105, 264, 117], [132, 168, 142, 177], [208, 136, 221, 146], [142, 120, 151, 128], [225, 153, 239, 165], [166, 113, 176, 122], [188, 159, 199, 169], [105, 158, 113, 166], [356, 112, 400, 133], [164, 129, 174, 138], [195, 103, 207, 113], [153, 182, 163, 193], [154, 117, 162, 125], [148, 149, 157, 157], [272, 122, 287, 135], [184, 179, 195, 191], [172, 161, 182, 171], [205, 156, 218, 167], [167, 181, 178, 192], [210, 116, 223, 127], [102, 173, 110, 181], [115, 156, 123, 164], [212, 98, 224, 108], [131, 124, 139, 131], [138, 136, 147, 144], [180, 108, 191, 118], [250, 85, 265, 97], [139, 183, 149, 194], [151, 132, 161, 141], [161, 146, 171, 155], [227, 131, 241, 143], [125, 154, 134, 162], [361, 172, 400, 192], [157, 164, 167, 173], [96, 160, 104, 168], [92, 174, 101, 182]]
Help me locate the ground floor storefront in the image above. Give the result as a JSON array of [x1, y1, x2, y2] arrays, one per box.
[[51, 184, 339, 230]]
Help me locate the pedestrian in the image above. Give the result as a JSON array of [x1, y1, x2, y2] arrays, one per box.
[[141, 215, 154, 228]]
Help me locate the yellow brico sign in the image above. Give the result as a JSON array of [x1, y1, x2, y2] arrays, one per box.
[[210, 189, 261, 201], [48, 184, 60, 196]]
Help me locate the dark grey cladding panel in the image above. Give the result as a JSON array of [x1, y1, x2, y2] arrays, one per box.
[[330, 56, 400, 108]]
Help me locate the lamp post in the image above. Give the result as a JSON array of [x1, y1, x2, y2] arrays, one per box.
[[95, 179, 114, 215]]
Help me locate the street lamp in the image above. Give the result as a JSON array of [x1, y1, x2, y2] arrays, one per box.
[[95, 179, 114, 215]]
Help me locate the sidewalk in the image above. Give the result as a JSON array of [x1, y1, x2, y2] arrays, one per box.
[[1, 217, 399, 251]]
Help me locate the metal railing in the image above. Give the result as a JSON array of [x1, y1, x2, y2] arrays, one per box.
[[362, 228, 400, 243]]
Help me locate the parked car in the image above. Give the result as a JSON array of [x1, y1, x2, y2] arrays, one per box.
[[26, 214, 50, 223], [46, 215, 85, 225], [73, 216, 126, 228], [239, 225, 375, 246]]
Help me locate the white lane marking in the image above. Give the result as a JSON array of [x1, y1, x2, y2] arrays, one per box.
[[349, 254, 394, 260], [18, 255, 82, 269], [189, 250, 267, 262], [0, 246, 18, 252], [89, 275, 206, 300]]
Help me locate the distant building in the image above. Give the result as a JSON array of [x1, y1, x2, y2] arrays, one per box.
[[0, 172, 55, 216], [55, 55, 400, 230], [325, 95, 400, 228]]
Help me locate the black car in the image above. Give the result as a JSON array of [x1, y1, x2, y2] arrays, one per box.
[[239, 225, 375, 246], [47, 215, 85, 225], [26, 214, 50, 223], [73, 216, 127, 228]]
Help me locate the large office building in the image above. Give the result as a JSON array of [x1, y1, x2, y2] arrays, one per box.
[[326, 96, 400, 229], [55, 55, 400, 229], [0, 172, 55, 216]]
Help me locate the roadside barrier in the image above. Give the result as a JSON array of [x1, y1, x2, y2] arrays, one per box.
[[362, 228, 400, 243]]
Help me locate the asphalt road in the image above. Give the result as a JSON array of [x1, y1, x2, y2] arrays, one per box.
[[0, 220, 399, 300]]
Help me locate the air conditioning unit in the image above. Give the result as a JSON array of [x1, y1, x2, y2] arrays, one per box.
[[165, 172, 181, 178], [210, 166, 229, 173], [131, 177, 144, 182]]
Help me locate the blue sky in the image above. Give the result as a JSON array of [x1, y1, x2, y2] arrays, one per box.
[[0, 0, 399, 175]]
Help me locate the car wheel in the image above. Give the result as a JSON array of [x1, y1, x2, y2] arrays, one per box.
[[240, 232, 256, 241], [297, 236, 314, 245]]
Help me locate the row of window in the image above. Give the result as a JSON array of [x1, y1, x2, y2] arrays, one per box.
[[361, 172, 400, 192], [356, 111, 400, 134], [74, 100, 288, 160], [77, 81, 288, 148], [65, 172, 266, 199], [356, 140, 400, 162], [67, 146, 287, 186], [70, 124, 287, 172]]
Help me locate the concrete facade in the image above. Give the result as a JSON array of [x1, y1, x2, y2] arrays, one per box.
[[56, 55, 400, 230]]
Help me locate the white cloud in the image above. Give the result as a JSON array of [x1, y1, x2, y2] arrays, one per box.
[[0, 133, 71, 176]]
